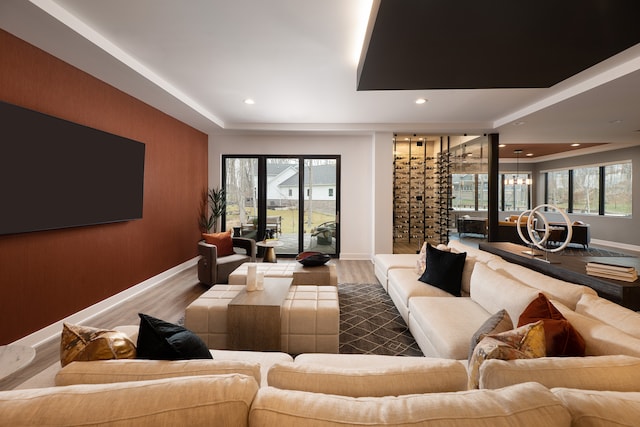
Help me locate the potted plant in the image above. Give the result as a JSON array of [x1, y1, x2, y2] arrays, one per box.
[[199, 187, 226, 233]]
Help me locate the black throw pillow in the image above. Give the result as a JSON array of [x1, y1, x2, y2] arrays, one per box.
[[136, 313, 212, 360], [418, 243, 467, 296]]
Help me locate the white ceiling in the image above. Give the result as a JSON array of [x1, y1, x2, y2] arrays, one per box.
[[2, 0, 640, 151]]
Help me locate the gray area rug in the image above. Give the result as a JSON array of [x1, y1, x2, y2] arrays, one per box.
[[338, 283, 423, 357]]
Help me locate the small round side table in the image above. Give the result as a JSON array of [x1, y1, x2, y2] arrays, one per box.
[[256, 240, 284, 263], [0, 344, 36, 380]]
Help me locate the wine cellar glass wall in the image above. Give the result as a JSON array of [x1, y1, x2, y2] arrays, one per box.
[[393, 137, 452, 250]]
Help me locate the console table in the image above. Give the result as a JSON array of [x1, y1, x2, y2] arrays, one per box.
[[479, 242, 640, 310]]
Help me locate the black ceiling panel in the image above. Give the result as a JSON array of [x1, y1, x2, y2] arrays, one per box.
[[357, 0, 640, 90]]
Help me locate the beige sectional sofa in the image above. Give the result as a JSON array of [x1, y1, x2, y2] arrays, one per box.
[[3, 354, 640, 426], [375, 241, 640, 355], [4, 241, 640, 425]]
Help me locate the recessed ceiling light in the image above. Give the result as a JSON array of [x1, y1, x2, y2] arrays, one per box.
[[498, 144, 506, 148], [526, 153, 534, 157], [570, 143, 581, 147], [609, 119, 623, 124], [513, 121, 526, 126], [415, 98, 427, 105], [243, 98, 255, 105]]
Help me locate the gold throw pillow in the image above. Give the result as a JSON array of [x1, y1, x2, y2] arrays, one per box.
[[60, 323, 136, 367]]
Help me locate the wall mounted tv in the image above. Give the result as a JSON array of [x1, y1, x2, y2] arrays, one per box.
[[0, 101, 145, 236]]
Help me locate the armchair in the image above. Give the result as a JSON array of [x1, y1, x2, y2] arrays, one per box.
[[197, 237, 256, 286]]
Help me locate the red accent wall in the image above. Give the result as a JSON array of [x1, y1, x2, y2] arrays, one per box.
[[0, 29, 208, 344]]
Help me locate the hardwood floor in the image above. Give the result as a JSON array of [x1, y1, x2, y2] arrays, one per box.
[[0, 259, 377, 391]]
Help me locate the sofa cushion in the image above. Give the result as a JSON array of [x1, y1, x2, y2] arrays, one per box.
[[408, 297, 491, 359], [55, 358, 261, 386], [553, 300, 640, 357], [419, 243, 467, 296], [552, 388, 640, 427], [136, 313, 212, 360], [211, 349, 293, 387], [470, 262, 539, 327], [468, 309, 513, 361], [249, 382, 571, 426], [0, 374, 258, 426], [267, 358, 467, 397], [468, 321, 546, 389], [486, 258, 597, 309], [576, 293, 640, 339], [373, 253, 420, 287], [202, 230, 234, 256], [480, 355, 640, 391], [447, 240, 501, 264], [518, 293, 585, 357], [60, 323, 136, 367], [390, 268, 454, 304]]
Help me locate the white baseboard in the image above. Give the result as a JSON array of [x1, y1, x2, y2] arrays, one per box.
[[338, 253, 371, 260], [12, 257, 199, 348]]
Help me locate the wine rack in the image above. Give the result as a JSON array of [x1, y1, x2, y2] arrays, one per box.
[[393, 137, 452, 250]]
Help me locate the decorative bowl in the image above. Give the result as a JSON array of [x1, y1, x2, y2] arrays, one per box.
[[295, 251, 331, 267]]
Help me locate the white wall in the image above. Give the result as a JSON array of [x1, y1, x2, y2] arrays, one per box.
[[373, 132, 394, 254], [208, 132, 389, 260]]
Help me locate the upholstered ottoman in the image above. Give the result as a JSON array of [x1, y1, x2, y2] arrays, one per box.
[[281, 285, 340, 354], [184, 285, 244, 348], [228, 262, 337, 287], [228, 263, 298, 285]]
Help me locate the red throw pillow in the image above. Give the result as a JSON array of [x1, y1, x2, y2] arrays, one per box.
[[202, 230, 234, 257], [518, 293, 585, 357]]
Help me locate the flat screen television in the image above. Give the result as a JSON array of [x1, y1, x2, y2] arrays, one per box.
[[0, 101, 145, 235]]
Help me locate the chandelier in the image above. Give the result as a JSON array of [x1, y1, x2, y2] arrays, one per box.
[[505, 149, 532, 186]]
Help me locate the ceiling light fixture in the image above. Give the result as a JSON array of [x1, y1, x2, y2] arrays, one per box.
[[570, 143, 580, 147], [415, 98, 427, 105], [505, 149, 532, 186], [243, 99, 255, 105], [498, 144, 506, 148]]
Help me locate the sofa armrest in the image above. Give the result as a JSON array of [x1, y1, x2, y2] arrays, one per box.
[[198, 241, 218, 285], [233, 237, 256, 262], [198, 240, 218, 262]]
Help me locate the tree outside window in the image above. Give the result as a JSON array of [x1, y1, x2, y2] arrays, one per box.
[[547, 170, 569, 210], [573, 166, 599, 214], [605, 162, 632, 216]]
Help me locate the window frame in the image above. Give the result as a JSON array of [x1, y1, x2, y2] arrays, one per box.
[[542, 160, 632, 217]]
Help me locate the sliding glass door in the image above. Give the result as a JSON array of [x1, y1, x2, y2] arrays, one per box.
[[223, 155, 339, 257]]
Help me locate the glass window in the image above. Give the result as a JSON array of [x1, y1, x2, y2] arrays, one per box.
[[477, 174, 488, 210], [572, 166, 599, 214], [546, 170, 569, 209], [451, 173, 475, 210], [502, 173, 530, 211], [605, 162, 632, 216]]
